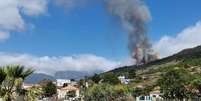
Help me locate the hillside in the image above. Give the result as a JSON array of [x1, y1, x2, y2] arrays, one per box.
[[55, 70, 103, 80], [25, 70, 103, 84], [24, 73, 56, 84], [98, 45, 201, 88], [107, 45, 201, 75]]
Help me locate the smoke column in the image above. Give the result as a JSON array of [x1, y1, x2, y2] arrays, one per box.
[[106, 0, 152, 64]]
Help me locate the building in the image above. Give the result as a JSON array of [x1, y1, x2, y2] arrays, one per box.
[[57, 85, 80, 100], [118, 76, 130, 84], [56, 79, 71, 87], [136, 96, 152, 101], [22, 83, 42, 89], [136, 91, 163, 101], [150, 92, 163, 101]]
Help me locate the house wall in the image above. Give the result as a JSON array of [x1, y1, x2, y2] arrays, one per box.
[[56, 79, 71, 87], [75, 90, 80, 97], [136, 96, 151, 101], [57, 89, 80, 99], [136, 93, 163, 101], [57, 89, 67, 99]]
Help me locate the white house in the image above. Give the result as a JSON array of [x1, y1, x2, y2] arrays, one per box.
[[136, 91, 163, 101], [56, 79, 71, 87], [149, 91, 163, 101], [136, 96, 152, 101], [57, 85, 80, 100], [118, 76, 130, 84]]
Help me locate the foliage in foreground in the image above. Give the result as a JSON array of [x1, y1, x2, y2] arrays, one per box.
[[27, 87, 43, 101], [0, 65, 34, 101], [157, 65, 201, 100], [42, 81, 57, 97], [87, 58, 201, 100], [84, 83, 134, 101]]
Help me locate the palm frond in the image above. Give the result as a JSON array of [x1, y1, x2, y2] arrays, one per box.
[[3, 65, 34, 80], [0, 67, 6, 84]]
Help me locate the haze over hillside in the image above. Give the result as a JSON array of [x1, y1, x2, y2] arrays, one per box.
[[25, 70, 103, 84]]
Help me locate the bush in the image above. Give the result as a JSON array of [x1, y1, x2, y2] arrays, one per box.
[[43, 82, 57, 97], [91, 74, 101, 83], [157, 68, 191, 100], [84, 84, 132, 101], [102, 73, 120, 85]]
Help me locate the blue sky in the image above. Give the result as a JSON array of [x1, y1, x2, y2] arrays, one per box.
[[146, 0, 201, 39], [0, 0, 128, 60], [0, 0, 201, 74]]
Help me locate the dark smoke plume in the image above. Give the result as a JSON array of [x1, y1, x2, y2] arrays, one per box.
[[106, 0, 152, 64]]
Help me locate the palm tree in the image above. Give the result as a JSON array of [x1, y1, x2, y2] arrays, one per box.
[[0, 65, 34, 101], [0, 68, 7, 97], [27, 87, 43, 101], [0, 68, 6, 84]]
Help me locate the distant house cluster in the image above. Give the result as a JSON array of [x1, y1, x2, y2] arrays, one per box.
[[136, 92, 163, 101], [118, 75, 131, 85], [22, 79, 82, 101], [56, 79, 80, 101], [117, 75, 163, 101]]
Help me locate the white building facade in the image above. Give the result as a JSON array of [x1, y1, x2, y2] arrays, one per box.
[[118, 76, 130, 84], [56, 79, 71, 87], [136, 92, 163, 101]]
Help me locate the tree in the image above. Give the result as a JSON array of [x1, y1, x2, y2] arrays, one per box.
[[0, 68, 6, 97], [131, 88, 143, 98], [102, 73, 120, 85], [157, 68, 190, 100], [128, 70, 136, 79], [0, 65, 34, 101], [38, 79, 52, 87], [43, 81, 57, 97], [27, 87, 43, 101], [190, 75, 201, 97], [78, 79, 85, 86], [70, 79, 75, 82], [66, 91, 76, 98], [84, 84, 132, 101], [91, 74, 101, 83], [0, 68, 6, 84]]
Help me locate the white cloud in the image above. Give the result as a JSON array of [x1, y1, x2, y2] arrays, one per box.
[[0, 31, 10, 41], [0, 0, 48, 40], [19, 0, 48, 16], [0, 52, 119, 75], [55, 0, 75, 9], [54, 0, 89, 11], [154, 21, 201, 58]]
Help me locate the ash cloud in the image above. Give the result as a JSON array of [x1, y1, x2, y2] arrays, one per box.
[[105, 0, 152, 64]]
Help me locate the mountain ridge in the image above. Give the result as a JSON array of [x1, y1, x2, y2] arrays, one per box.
[[25, 70, 103, 84], [105, 45, 201, 75]]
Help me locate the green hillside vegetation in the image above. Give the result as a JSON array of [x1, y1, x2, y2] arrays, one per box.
[[107, 45, 201, 75], [84, 45, 201, 100]]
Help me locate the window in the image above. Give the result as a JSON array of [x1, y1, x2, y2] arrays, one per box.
[[146, 96, 151, 100], [140, 96, 145, 100]]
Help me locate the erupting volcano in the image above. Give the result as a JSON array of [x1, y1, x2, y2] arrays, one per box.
[[106, 0, 159, 65]]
